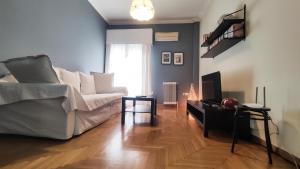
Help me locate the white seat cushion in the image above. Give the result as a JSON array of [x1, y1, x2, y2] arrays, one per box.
[[80, 73, 96, 95], [81, 93, 124, 111]]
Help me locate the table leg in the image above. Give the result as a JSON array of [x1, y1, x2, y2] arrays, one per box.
[[186, 104, 189, 115], [204, 128, 208, 137], [133, 100, 136, 123], [150, 99, 154, 126], [154, 98, 157, 116], [121, 98, 125, 125], [204, 114, 208, 137], [264, 111, 273, 164], [231, 111, 239, 153]]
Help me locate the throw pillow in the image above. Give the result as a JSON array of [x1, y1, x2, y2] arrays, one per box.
[[91, 72, 114, 93], [79, 73, 96, 95], [3, 55, 59, 83], [60, 69, 81, 92]]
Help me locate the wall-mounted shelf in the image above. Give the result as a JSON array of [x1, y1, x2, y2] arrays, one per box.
[[201, 19, 245, 47], [201, 5, 246, 59], [201, 38, 244, 58]]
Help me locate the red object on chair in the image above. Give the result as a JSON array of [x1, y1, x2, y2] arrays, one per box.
[[221, 98, 239, 108]]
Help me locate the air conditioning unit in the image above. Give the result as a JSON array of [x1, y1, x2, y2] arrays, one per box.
[[155, 32, 179, 42]]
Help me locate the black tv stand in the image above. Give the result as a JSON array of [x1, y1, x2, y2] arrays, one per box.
[[201, 100, 220, 107], [187, 100, 250, 139]]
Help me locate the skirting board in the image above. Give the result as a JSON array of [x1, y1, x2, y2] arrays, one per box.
[[252, 135, 300, 166]]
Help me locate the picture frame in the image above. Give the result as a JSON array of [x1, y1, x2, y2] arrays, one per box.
[[161, 52, 171, 64], [173, 52, 184, 65]]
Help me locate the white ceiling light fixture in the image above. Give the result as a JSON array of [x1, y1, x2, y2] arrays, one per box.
[[130, 0, 155, 21]]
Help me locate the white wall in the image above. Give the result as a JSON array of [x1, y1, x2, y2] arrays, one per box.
[[200, 0, 300, 158]]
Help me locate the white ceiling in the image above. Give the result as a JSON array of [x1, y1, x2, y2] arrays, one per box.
[[88, 0, 210, 25]]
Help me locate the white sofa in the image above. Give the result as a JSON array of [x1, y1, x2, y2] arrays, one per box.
[[0, 62, 127, 140]]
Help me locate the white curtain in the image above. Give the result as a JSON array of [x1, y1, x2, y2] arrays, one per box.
[[106, 44, 152, 96]]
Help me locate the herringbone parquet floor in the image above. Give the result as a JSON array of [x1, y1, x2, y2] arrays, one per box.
[[0, 105, 295, 169]]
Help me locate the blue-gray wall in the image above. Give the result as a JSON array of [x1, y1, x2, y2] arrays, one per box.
[[0, 0, 107, 73], [109, 23, 200, 103], [0, 0, 200, 103]]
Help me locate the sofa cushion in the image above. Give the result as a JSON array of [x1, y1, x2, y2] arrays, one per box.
[[53, 67, 64, 84], [80, 73, 96, 95], [0, 63, 18, 83], [0, 63, 10, 78], [91, 72, 114, 93], [60, 69, 80, 92], [3, 55, 59, 83], [0, 75, 18, 83]]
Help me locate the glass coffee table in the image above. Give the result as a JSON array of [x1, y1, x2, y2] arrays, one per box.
[[121, 96, 157, 126]]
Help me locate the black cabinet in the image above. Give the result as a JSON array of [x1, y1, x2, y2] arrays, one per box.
[[187, 100, 251, 140]]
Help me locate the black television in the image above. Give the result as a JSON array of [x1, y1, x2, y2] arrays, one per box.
[[201, 71, 222, 104]]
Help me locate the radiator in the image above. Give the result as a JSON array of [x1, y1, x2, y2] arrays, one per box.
[[163, 82, 177, 105]]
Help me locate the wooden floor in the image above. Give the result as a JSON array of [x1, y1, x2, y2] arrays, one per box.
[[0, 105, 294, 169]]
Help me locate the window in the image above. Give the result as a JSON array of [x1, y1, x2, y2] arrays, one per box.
[[106, 44, 152, 96]]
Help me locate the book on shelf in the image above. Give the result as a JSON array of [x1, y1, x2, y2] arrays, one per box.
[[210, 38, 219, 49], [203, 33, 210, 42], [219, 35, 224, 41], [225, 23, 244, 38]]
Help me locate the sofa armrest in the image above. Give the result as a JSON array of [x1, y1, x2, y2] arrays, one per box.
[[112, 86, 128, 96], [0, 83, 71, 106]]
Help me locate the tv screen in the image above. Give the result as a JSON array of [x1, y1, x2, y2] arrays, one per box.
[[202, 71, 222, 104]]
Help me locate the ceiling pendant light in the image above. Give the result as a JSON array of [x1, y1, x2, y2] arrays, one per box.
[[130, 0, 155, 21]]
